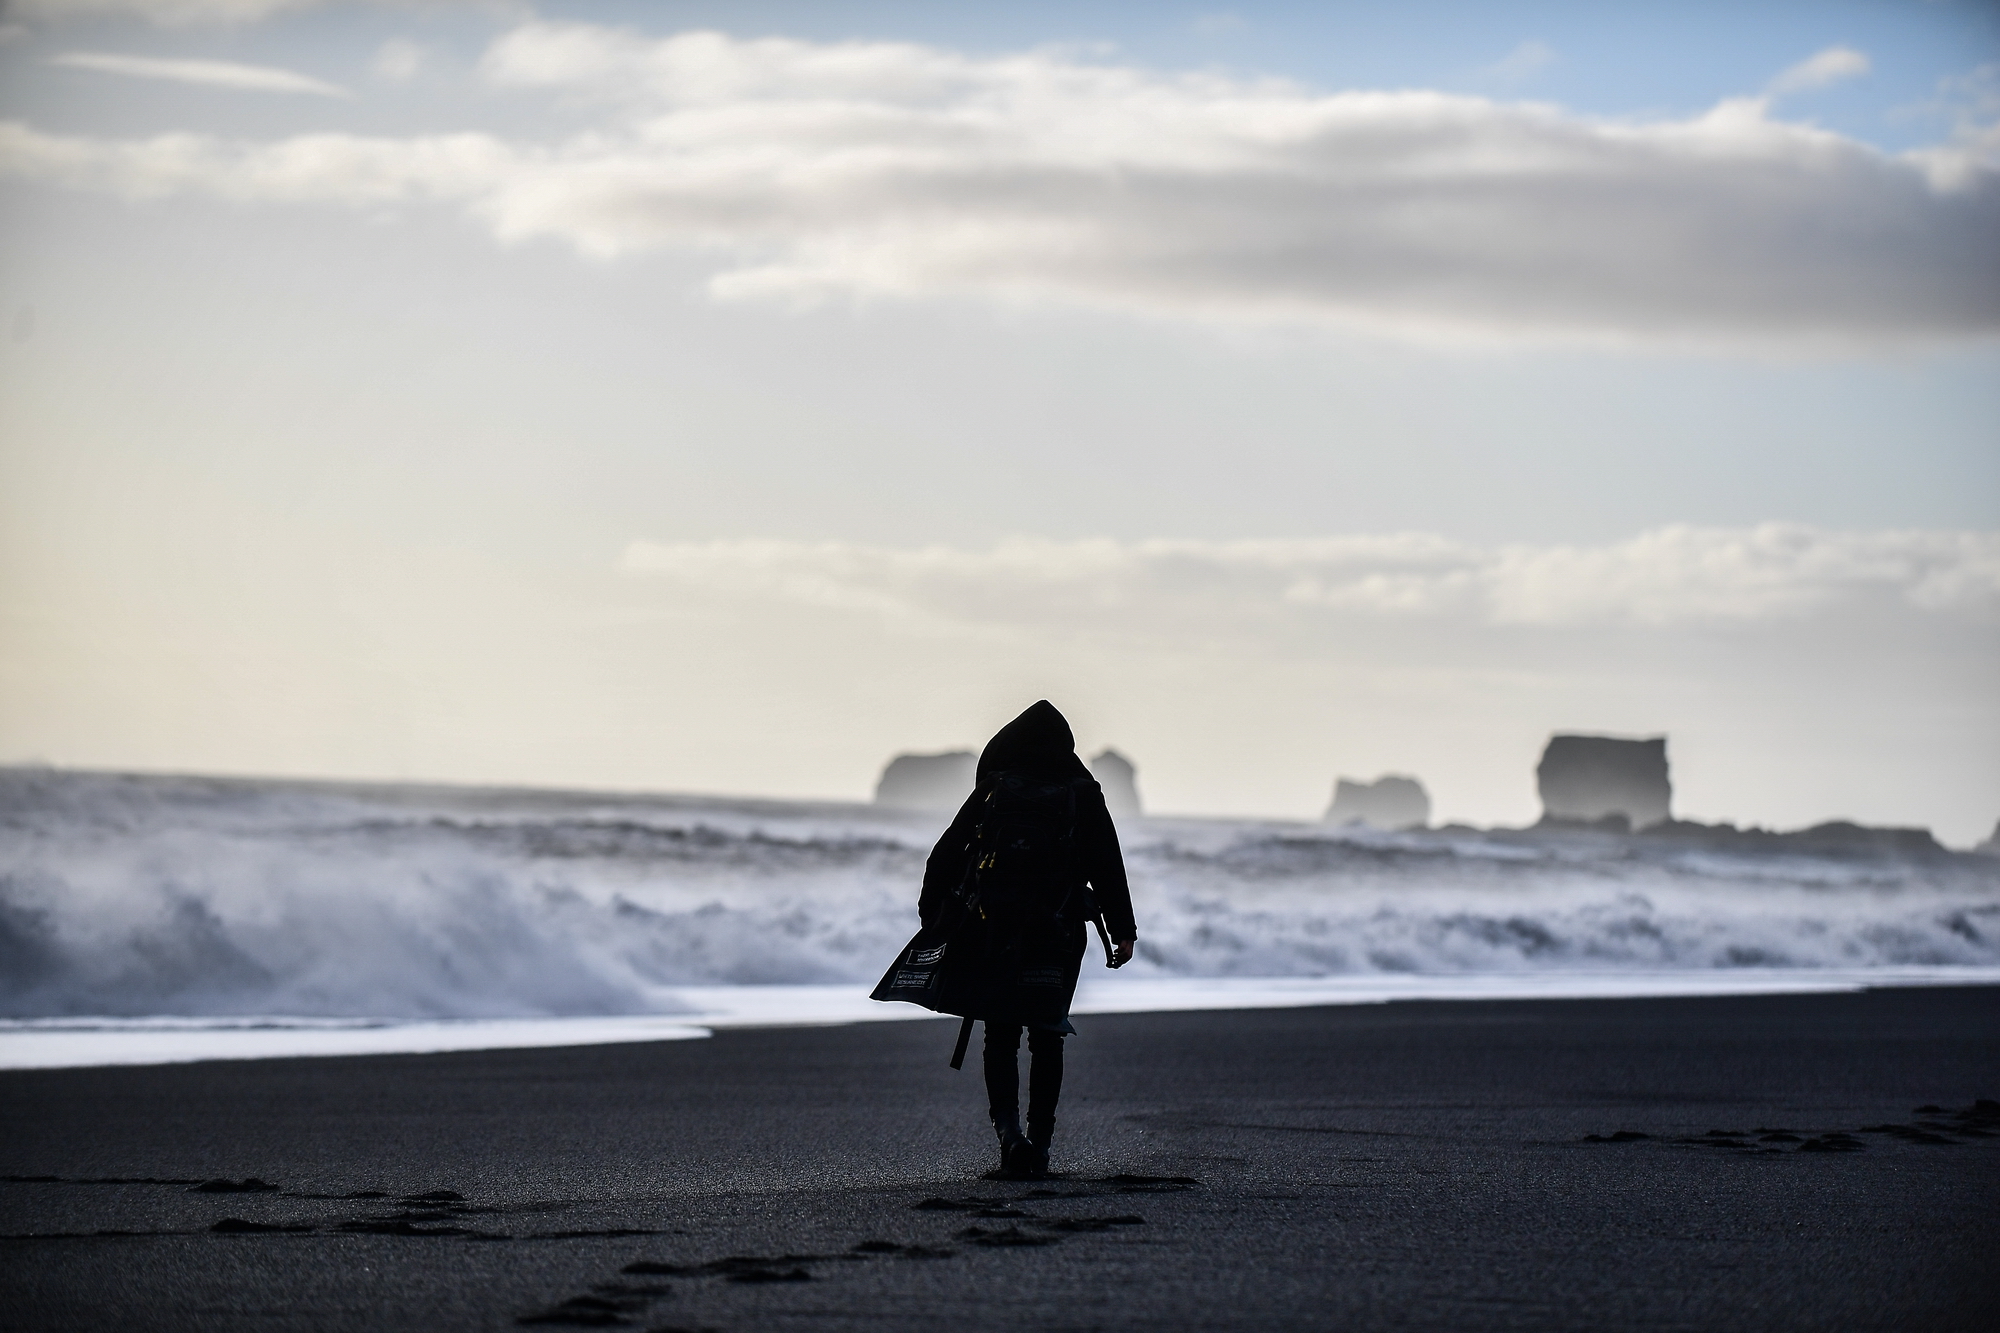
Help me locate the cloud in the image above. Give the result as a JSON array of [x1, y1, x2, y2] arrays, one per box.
[[1902, 63, 2000, 192], [1486, 40, 1555, 84], [621, 527, 2000, 638], [0, 118, 502, 198], [371, 36, 422, 82], [11, 0, 505, 25], [1769, 46, 1870, 96], [17, 0, 325, 22], [4, 24, 1997, 344], [50, 50, 348, 95], [1940, 62, 2000, 125]]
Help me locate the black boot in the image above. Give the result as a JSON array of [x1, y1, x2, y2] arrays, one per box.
[[984, 1022, 1033, 1178], [991, 1111, 1032, 1179], [1024, 1117, 1053, 1179]]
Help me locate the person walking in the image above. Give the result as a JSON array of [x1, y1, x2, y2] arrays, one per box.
[[919, 700, 1137, 1178]]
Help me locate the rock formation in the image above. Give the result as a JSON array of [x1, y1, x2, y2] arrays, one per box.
[[1973, 821, 1999, 857], [875, 744, 1145, 818], [872, 750, 977, 811], [1324, 775, 1431, 830], [1088, 749, 1144, 822], [1537, 734, 1671, 830]]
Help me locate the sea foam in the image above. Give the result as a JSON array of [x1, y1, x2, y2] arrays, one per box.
[[2, 768, 1996, 1022]]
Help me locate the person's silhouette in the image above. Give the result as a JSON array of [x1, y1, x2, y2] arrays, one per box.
[[920, 701, 1137, 1177]]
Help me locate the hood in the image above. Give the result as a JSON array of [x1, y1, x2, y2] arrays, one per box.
[[977, 700, 1090, 783]]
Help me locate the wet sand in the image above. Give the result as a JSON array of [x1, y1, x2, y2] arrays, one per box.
[[3, 986, 1997, 1331]]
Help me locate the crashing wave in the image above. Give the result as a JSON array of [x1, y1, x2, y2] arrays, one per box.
[[1, 768, 1994, 1018]]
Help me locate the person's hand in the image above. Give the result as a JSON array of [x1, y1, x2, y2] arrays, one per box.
[[1111, 938, 1135, 969]]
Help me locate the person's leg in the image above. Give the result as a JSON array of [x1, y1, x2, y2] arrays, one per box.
[[1025, 1027, 1066, 1172], [982, 1022, 1026, 1163]]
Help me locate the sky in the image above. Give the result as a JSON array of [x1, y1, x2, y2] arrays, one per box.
[[0, 0, 1996, 839]]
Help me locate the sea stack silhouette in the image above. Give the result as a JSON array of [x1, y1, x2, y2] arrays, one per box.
[[1088, 748, 1143, 821], [1537, 734, 1671, 831], [874, 743, 1144, 817], [1325, 776, 1430, 830], [873, 751, 977, 810]]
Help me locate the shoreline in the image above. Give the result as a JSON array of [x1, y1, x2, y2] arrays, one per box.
[[5, 966, 2000, 1070]]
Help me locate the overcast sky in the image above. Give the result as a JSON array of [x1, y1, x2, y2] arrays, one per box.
[[1, 0, 1996, 839]]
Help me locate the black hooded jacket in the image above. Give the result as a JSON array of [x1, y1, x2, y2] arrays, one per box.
[[918, 701, 1137, 942]]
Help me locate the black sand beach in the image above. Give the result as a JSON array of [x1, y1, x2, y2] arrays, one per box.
[[4, 986, 1997, 1331]]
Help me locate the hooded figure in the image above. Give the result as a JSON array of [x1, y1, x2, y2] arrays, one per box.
[[919, 700, 1137, 1178]]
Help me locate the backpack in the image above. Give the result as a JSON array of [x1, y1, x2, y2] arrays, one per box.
[[962, 770, 1079, 922], [870, 769, 1098, 1063]]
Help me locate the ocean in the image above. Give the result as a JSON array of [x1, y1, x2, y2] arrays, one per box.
[[3, 767, 1996, 1067]]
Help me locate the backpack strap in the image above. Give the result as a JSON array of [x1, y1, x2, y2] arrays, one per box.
[[949, 1015, 975, 1070], [951, 775, 1001, 920]]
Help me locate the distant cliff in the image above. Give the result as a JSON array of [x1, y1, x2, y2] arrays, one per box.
[[1088, 749, 1143, 822], [1975, 821, 2000, 857], [873, 751, 977, 811], [1537, 734, 1671, 830], [1325, 775, 1431, 830], [874, 746, 1143, 817]]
